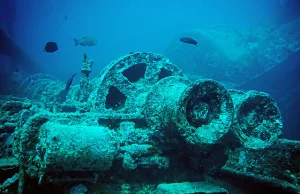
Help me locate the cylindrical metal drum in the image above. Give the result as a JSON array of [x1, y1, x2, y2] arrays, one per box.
[[229, 89, 283, 149], [143, 76, 234, 148]]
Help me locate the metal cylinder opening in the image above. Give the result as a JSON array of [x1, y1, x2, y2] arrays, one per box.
[[177, 79, 234, 146], [186, 93, 221, 128], [236, 91, 283, 144]]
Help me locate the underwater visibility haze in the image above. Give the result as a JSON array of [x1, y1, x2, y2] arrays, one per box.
[[0, 0, 300, 193]]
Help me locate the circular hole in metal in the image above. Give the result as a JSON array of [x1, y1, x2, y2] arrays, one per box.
[[186, 92, 222, 128], [238, 102, 263, 137], [237, 93, 281, 139]]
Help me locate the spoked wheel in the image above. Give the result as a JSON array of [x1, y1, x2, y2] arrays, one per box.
[[90, 52, 186, 114]]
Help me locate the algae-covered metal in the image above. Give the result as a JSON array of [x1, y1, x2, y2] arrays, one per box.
[[89, 52, 185, 114], [0, 52, 289, 193], [143, 76, 234, 148], [229, 89, 283, 150]]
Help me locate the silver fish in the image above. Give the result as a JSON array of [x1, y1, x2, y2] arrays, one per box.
[[74, 36, 98, 46]]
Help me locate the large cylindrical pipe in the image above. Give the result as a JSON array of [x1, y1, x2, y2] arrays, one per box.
[[143, 76, 234, 147], [14, 114, 119, 180], [39, 122, 118, 172], [229, 89, 283, 149]]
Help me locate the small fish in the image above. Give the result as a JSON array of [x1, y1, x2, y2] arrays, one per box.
[[180, 37, 198, 47], [74, 37, 98, 46], [64, 15, 68, 20], [44, 42, 58, 52], [65, 73, 76, 90]]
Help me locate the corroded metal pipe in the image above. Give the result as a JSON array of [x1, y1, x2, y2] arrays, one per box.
[[229, 89, 283, 149], [143, 76, 234, 147]]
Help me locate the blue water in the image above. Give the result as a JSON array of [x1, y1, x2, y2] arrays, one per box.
[[10, 0, 277, 79]]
